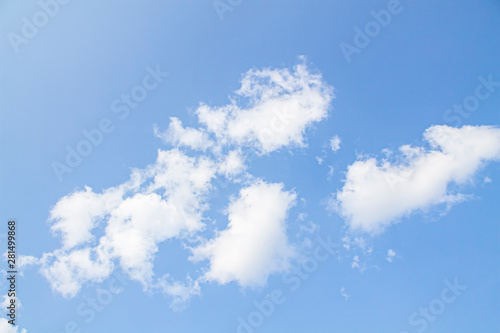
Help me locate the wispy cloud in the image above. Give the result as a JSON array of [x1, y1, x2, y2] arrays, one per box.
[[386, 249, 396, 263]]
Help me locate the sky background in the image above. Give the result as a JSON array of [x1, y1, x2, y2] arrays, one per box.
[[0, 1, 499, 332]]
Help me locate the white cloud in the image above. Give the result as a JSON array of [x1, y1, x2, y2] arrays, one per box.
[[36, 61, 334, 306], [1, 295, 10, 309], [17, 255, 39, 269], [157, 60, 334, 154], [39, 248, 113, 298], [297, 213, 317, 236], [190, 181, 297, 287], [342, 236, 370, 252], [484, 176, 492, 184], [330, 135, 341, 152], [154, 118, 214, 151], [351, 255, 360, 269], [332, 125, 500, 233], [156, 275, 201, 311], [7, 255, 40, 278], [217, 150, 246, 179], [49, 186, 124, 250], [386, 249, 396, 263], [327, 165, 335, 180], [1, 295, 21, 311], [0, 318, 27, 333], [350, 254, 367, 272], [40, 148, 217, 298]]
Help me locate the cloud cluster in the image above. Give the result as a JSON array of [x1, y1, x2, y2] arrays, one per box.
[[23, 57, 500, 313], [41, 149, 217, 298], [332, 125, 500, 233], [35, 60, 333, 307], [155, 60, 333, 154]]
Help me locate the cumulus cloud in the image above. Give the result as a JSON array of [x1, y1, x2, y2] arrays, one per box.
[[155, 59, 334, 154], [217, 150, 246, 179], [40, 247, 114, 298], [190, 181, 297, 287], [49, 186, 124, 250], [0, 318, 27, 333], [332, 125, 500, 233], [35, 60, 334, 306], [40, 148, 217, 298]]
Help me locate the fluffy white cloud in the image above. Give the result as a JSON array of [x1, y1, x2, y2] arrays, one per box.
[[217, 150, 246, 179], [49, 186, 124, 250], [36, 61, 334, 306], [39, 248, 113, 298], [191, 181, 297, 287], [0, 318, 27, 333], [156, 60, 334, 154], [332, 125, 500, 233], [40, 148, 217, 298]]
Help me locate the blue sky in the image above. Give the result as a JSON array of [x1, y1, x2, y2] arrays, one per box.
[[1, 1, 499, 332]]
